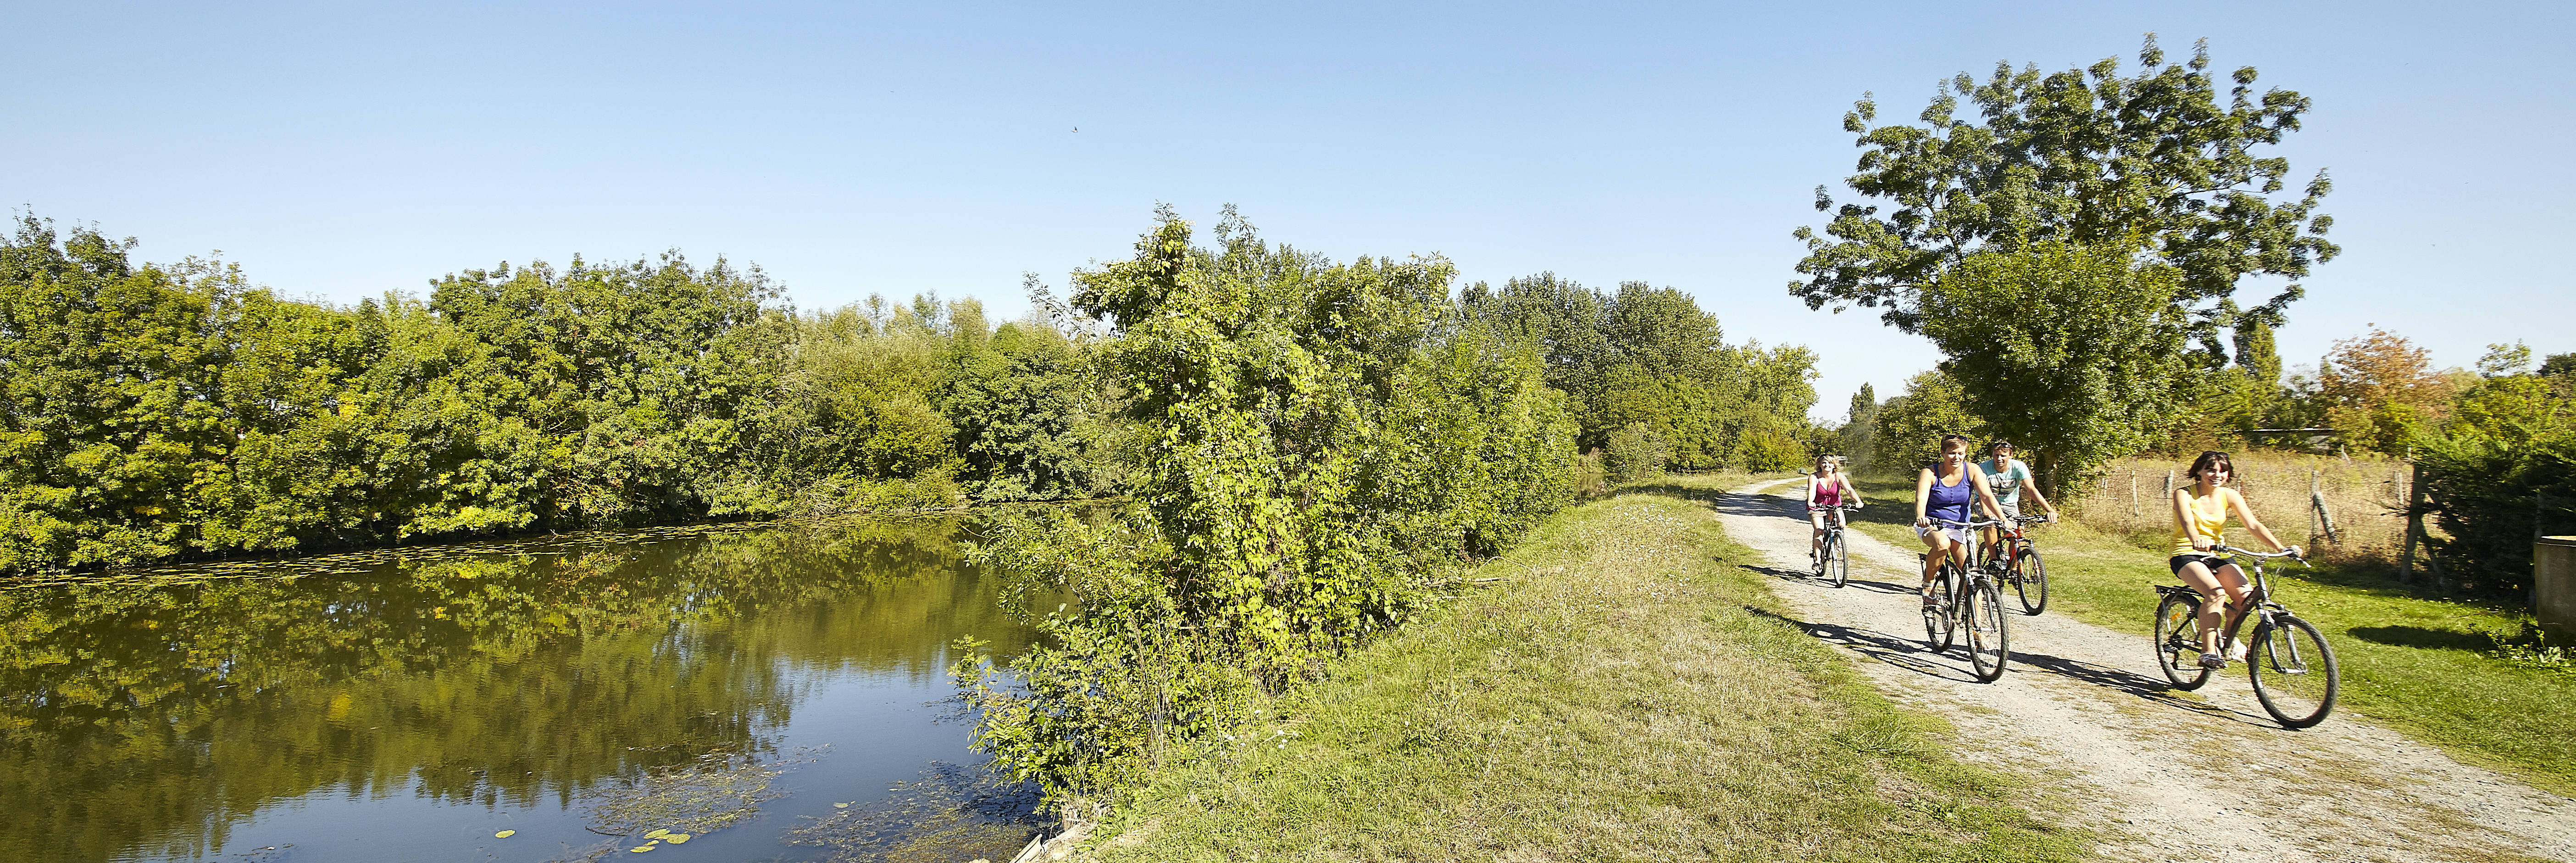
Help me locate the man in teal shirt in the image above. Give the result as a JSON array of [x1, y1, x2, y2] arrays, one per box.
[[1977, 440, 2060, 565]]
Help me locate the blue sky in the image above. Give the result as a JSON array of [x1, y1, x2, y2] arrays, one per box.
[[6, 1, 2567, 421]]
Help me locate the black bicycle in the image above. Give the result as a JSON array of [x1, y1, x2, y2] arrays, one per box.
[[1811, 504, 1858, 588], [1921, 517, 2011, 682], [2152, 546, 2340, 728]]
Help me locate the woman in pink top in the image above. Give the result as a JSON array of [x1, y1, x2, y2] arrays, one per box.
[[1806, 455, 1860, 566]]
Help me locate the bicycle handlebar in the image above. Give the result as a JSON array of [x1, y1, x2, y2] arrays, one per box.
[[2211, 544, 2304, 561], [1929, 517, 2003, 529]]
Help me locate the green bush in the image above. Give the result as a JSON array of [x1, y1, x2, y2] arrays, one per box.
[[952, 210, 1576, 806]]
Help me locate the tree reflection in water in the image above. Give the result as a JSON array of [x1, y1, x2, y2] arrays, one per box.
[[0, 514, 1042, 863]]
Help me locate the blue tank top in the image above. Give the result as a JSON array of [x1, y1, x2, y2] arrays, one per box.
[[1927, 469, 1972, 523]]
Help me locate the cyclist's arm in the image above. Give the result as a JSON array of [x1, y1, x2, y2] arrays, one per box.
[[2226, 488, 2294, 553], [1913, 468, 1934, 525], [1839, 475, 1863, 507], [2018, 471, 2058, 519]]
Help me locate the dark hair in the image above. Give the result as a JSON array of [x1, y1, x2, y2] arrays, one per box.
[[1988, 439, 2013, 454], [2186, 451, 2235, 484]]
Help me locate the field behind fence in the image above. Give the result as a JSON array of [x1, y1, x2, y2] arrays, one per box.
[[2060, 451, 2416, 563]]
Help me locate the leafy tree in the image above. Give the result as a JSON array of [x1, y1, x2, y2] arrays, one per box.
[[1462, 276, 1817, 468], [2316, 326, 2452, 455], [1792, 35, 2337, 355], [1838, 383, 1880, 467], [1869, 369, 1983, 471], [1916, 242, 2191, 492]]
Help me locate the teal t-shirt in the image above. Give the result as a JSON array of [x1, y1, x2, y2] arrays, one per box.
[[1977, 458, 2030, 506]]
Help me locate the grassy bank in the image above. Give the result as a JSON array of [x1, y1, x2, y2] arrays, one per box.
[[1074, 474, 2092, 862], [1836, 473, 2576, 797]]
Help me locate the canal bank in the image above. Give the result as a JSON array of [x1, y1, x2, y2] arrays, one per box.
[[1066, 476, 2091, 861]]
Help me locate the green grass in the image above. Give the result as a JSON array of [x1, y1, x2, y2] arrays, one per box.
[[1835, 473, 2576, 797], [1079, 474, 2094, 862]]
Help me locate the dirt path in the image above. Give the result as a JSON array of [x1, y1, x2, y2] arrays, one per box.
[[1715, 479, 2576, 863]]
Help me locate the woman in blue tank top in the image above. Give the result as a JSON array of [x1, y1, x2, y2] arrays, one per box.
[[1912, 434, 2009, 607]]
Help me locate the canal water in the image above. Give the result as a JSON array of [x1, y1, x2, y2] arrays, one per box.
[[0, 515, 1053, 863]]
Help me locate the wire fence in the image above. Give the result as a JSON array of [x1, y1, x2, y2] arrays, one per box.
[[2060, 451, 2415, 563]]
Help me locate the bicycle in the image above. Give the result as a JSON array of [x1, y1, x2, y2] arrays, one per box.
[[1988, 514, 2052, 615], [1919, 517, 2011, 682], [2151, 546, 2341, 728], [1810, 504, 1858, 588]]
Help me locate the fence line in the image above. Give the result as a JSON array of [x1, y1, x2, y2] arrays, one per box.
[[2059, 452, 2411, 562]]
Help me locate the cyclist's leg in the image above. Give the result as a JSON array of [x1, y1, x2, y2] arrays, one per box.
[[1809, 509, 1829, 559], [2209, 561, 2255, 642], [1916, 525, 1951, 598], [2174, 559, 2230, 654]]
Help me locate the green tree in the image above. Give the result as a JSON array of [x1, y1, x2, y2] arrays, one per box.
[[1870, 370, 1983, 472], [1792, 35, 2336, 355], [1840, 383, 1880, 468], [1917, 242, 2191, 493]]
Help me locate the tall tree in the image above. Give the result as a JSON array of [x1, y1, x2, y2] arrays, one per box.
[[1917, 242, 2193, 493], [1791, 35, 2337, 357]]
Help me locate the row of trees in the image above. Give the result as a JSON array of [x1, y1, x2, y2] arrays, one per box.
[[3, 211, 1815, 577], [0, 217, 1116, 573]]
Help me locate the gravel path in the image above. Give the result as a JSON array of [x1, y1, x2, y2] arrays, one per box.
[[1716, 479, 2576, 863]]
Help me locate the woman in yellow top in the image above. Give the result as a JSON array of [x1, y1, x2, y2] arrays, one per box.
[[2169, 451, 2299, 669]]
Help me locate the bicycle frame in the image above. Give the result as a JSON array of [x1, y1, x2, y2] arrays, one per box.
[[2202, 546, 2303, 656]]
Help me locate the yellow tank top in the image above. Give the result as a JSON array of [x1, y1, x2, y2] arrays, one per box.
[[2171, 489, 2230, 556]]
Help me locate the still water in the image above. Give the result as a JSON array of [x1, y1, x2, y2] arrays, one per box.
[[0, 515, 1051, 863]]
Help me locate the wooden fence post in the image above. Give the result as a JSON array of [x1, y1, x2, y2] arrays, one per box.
[[2398, 462, 2426, 584], [2311, 470, 2340, 545]]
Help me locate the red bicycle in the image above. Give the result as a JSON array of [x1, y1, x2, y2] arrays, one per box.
[[1985, 514, 2051, 615]]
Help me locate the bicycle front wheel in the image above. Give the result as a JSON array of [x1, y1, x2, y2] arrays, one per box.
[[1965, 577, 2010, 682], [2154, 593, 2213, 690], [1922, 565, 1957, 653], [2015, 547, 2049, 616], [1827, 533, 1849, 588], [2249, 616, 2340, 729]]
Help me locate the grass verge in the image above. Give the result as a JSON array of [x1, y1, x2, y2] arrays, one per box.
[[1835, 473, 2576, 797], [1076, 474, 2092, 862]]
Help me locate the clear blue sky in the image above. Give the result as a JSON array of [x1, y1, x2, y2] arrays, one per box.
[[7, 1, 2567, 421]]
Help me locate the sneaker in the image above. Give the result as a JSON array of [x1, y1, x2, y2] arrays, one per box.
[[1920, 592, 1940, 608], [2197, 653, 2227, 670], [2227, 641, 2250, 663]]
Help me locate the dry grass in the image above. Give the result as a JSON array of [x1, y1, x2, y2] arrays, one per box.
[[2058, 451, 2416, 563]]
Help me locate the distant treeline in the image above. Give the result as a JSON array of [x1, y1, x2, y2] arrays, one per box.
[[0, 215, 1819, 575]]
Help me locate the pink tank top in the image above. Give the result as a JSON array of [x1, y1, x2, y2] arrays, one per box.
[[1813, 476, 1843, 507]]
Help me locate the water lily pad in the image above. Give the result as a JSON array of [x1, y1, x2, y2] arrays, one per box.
[[833, 802, 849, 808], [630, 844, 655, 852], [663, 834, 690, 844], [644, 829, 670, 838], [493, 830, 515, 838]]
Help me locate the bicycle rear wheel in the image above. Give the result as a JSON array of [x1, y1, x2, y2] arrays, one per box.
[[1965, 576, 2010, 682], [2249, 616, 2340, 728], [1922, 564, 1957, 653], [2154, 593, 2213, 690], [2014, 547, 2049, 616], [1827, 533, 1849, 588]]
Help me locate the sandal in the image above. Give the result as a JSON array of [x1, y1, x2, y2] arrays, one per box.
[[2198, 653, 2227, 670]]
